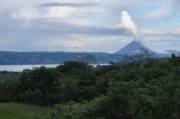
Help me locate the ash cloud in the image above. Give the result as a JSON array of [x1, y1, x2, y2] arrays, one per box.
[[120, 11, 139, 36], [120, 11, 140, 39]]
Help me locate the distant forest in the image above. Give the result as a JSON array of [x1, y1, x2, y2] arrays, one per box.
[[1, 56, 180, 119], [0, 51, 167, 65], [0, 51, 120, 64]]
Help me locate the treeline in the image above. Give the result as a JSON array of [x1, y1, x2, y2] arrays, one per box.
[[0, 62, 100, 105], [0, 71, 21, 82], [0, 57, 180, 119]]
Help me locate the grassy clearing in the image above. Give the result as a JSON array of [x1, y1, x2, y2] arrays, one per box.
[[0, 103, 53, 119]]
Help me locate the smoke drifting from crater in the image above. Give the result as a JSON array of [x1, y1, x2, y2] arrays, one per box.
[[120, 11, 139, 37]]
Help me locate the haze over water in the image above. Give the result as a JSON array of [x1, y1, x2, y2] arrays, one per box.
[[0, 64, 109, 72]]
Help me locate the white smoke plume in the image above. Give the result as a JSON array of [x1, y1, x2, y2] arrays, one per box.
[[120, 11, 139, 37]]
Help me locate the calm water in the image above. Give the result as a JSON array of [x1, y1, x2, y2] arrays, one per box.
[[0, 64, 60, 72], [0, 64, 108, 72]]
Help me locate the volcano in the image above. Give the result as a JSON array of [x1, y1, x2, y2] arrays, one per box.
[[115, 40, 157, 56]]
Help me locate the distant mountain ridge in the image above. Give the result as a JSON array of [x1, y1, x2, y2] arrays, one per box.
[[0, 51, 123, 64], [166, 50, 180, 56], [0, 41, 174, 65]]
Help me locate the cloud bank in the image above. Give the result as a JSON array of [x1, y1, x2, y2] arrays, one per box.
[[0, 0, 180, 53]]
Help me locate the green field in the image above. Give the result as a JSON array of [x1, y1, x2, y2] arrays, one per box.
[[0, 103, 53, 119]]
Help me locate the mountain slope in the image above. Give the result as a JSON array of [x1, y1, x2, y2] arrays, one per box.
[[115, 40, 156, 56]]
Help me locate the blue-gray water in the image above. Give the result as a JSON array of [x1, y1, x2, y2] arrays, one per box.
[[0, 64, 108, 72], [0, 64, 60, 72]]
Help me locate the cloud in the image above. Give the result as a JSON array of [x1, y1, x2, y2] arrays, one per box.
[[140, 27, 180, 39], [142, 0, 180, 20], [119, 11, 139, 36], [174, 0, 180, 5], [38, 2, 100, 8], [0, 0, 180, 52], [143, 6, 171, 19], [36, 37, 89, 52], [46, 7, 78, 18], [11, 8, 40, 20], [0, 18, 129, 38], [8, 1, 101, 25], [11, 7, 78, 20]]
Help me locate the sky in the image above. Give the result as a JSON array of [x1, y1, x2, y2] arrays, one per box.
[[0, 0, 180, 53]]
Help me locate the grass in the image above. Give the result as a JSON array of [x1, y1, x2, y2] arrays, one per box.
[[0, 103, 53, 119]]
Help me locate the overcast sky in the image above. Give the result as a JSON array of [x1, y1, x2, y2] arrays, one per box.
[[0, 0, 180, 53]]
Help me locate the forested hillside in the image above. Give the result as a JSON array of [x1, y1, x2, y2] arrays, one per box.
[[0, 57, 180, 119]]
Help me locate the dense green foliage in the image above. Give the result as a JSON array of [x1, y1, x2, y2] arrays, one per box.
[[1, 57, 180, 119], [0, 103, 53, 119], [0, 71, 21, 82]]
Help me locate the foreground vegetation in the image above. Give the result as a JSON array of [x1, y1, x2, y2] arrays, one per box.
[[0, 56, 180, 119], [0, 71, 21, 82], [0, 103, 52, 119]]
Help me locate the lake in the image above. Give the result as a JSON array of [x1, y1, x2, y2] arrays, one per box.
[[0, 64, 60, 72], [0, 64, 109, 72]]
